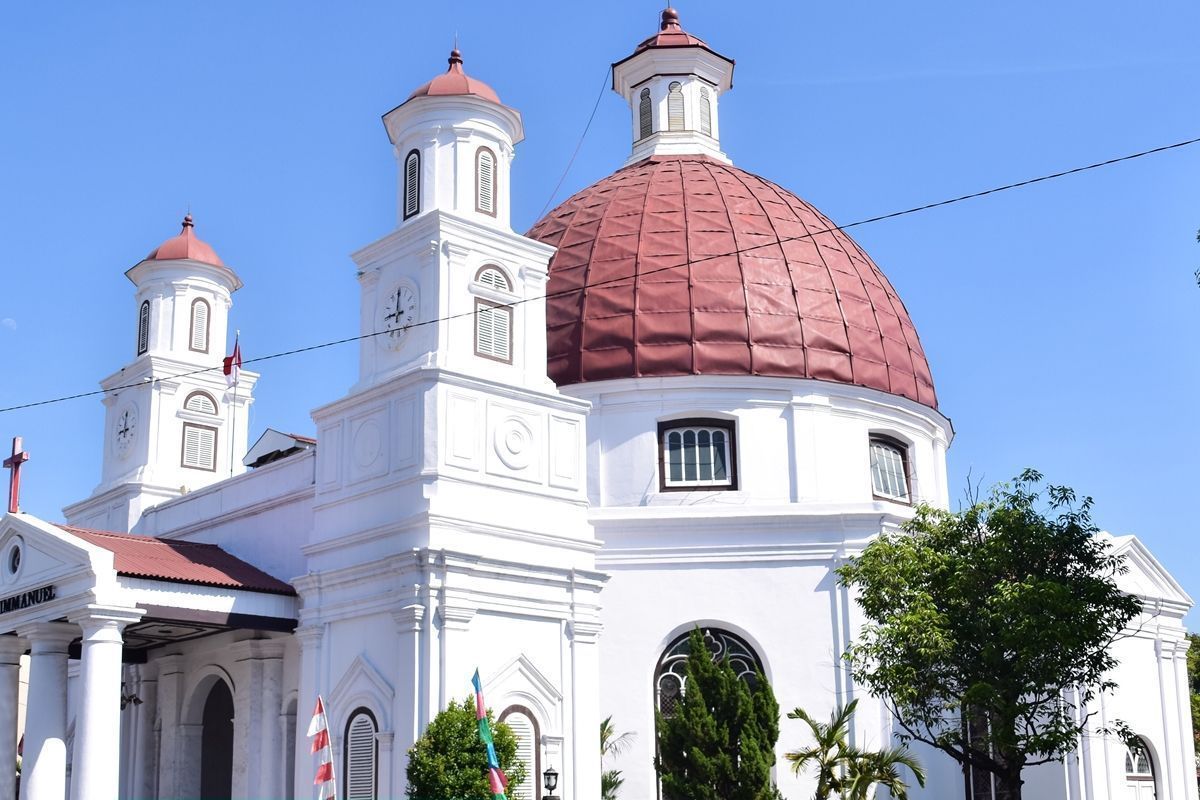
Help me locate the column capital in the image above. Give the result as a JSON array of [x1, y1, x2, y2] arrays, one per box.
[[69, 604, 144, 642], [393, 603, 425, 633], [0, 634, 25, 664], [17, 620, 77, 652], [229, 638, 286, 662], [294, 624, 324, 646]]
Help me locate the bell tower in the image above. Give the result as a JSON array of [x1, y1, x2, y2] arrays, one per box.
[[63, 216, 258, 533]]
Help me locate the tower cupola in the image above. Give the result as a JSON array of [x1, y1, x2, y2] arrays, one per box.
[[611, 8, 734, 166]]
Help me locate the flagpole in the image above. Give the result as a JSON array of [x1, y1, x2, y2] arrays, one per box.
[[229, 329, 239, 478]]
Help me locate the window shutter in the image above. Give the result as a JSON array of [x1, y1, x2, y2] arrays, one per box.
[[477, 267, 511, 292], [477, 149, 495, 214], [185, 393, 218, 415], [190, 300, 209, 352], [667, 82, 684, 131], [699, 87, 712, 136], [183, 424, 216, 470], [475, 301, 511, 362], [344, 713, 377, 800], [137, 301, 150, 355], [639, 88, 653, 139], [404, 151, 420, 218], [505, 712, 536, 800]]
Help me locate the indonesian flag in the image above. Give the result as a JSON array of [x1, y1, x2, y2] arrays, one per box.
[[222, 334, 242, 388], [307, 696, 337, 800]]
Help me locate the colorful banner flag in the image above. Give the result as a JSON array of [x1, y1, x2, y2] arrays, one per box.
[[472, 669, 509, 800], [307, 696, 337, 800]]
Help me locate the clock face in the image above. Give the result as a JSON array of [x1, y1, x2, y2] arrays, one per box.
[[114, 405, 137, 457], [382, 285, 418, 348]]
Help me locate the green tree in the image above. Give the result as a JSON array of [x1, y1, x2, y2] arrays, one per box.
[[837, 470, 1140, 800], [405, 696, 526, 800], [1187, 633, 1200, 776], [654, 628, 780, 800], [785, 698, 924, 800], [600, 715, 635, 800]]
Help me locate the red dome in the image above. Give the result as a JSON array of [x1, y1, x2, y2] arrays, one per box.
[[145, 215, 224, 267], [633, 7, 708, 52], [527, 156, 937, 408], [408, 49, 501, 105]]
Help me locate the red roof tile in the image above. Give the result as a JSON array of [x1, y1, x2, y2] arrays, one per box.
[[408, 49, 501, 105], [144, 215, 224, 267], [527, 156, 938, 408], [59, 526, 296, 596]]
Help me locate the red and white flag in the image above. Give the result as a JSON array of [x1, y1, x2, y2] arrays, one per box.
[[307, 696, 337, 800], [222, 334, 242, 388]]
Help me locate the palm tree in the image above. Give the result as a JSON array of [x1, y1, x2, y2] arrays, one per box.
[[600, 715, 636, 800], [785, 699, 925, 800]]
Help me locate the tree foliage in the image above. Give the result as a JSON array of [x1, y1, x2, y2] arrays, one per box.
[[785, 698, 925, 800], [837, 470, 1140, 799], [1187, 633, 1200, 776], [601, 715, 635, 800], [654, 628, 781, 800], [405, 696, 526, 800]]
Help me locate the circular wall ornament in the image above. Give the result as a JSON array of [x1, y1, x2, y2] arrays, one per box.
[[494, 417, 534, 470]]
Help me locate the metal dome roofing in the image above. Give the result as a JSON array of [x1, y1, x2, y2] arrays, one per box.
[[527, 155, 937, 408], [407, 49, 501, 105], [144, 214, 224, 267]]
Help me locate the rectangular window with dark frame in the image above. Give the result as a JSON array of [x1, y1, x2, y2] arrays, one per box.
[[658, 418, 737, 491], [869, 435, 911, 502], [474, 299, 512, 363], [181, 423, 217, 471]]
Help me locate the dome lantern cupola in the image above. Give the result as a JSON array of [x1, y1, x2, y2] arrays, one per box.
[[611, 8, 734, 166]]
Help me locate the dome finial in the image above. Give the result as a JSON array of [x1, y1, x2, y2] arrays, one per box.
[[661, 7, 681, 31], [181, 213, 194, 230], [448, 44, 463, 71]]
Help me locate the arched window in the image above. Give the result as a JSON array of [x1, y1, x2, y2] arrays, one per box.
[[655, 627, 762, 718], [476, 147, 496, 216], [869, 435, 910, 502], [343, 708, 378, 800], [499, 706, 540, 800], [182, 392, 218, 471], [699, 86, 712, 136], [137, 300, 150, 355], [403, 149, 421, 219], [658, 419, 736, 490], [475, 300, 512, 363], [475, 265, 512, 293], [667, 82, 684, 131], [639, 87, 653, 139], [189, 298, 210, 353], [200, 680, 234, 800], [1124, 738, 1155, 799]]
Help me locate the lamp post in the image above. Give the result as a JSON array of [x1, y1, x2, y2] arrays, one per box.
[[543, 766, 560, 800]]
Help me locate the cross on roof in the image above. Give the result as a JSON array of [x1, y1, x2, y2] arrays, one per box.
[[3, 437, 30, 514]]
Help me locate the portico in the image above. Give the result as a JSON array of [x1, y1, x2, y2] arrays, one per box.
[[0, 513, 297, 800]]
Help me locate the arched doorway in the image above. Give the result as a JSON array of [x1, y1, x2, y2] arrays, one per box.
[[1124, 738, 1157, 799], [200, 680, 234, 800]]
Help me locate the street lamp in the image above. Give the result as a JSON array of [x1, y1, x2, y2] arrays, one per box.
[[543, 766, 559, 800]]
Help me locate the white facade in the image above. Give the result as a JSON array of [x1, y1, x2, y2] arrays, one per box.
[[0, 13, 1194, 800]]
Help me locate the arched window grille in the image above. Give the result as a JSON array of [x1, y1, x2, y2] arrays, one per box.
[[658, 419, 736, 490], [343, 708, 378, 800], [1124, 737, 1155, 796], [476, 147, 497, 216], [184, 391, 218, 415], [639, 88, 653, 139], [403, 149, 421, 219], [189, 298, 210, 353], [499, 706, 540, 800], [699, 86, 712, 136], [655, 627, 762, 718], [869, 435, 910, 502], [667, 82, 684, 131], [475, 265, 512, 293], [137, 300, 150, 355]]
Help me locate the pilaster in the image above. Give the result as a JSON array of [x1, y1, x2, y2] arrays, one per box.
[[229, 638, 287, 800], [0, 636, 26, 800]]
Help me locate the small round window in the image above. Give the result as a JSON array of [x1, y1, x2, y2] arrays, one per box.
[[4, 537, 23, 582]]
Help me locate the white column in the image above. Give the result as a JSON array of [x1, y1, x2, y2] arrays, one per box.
[[18, 622, 75, 800], [153, 654, 186, 799], [568, 618, 602, 800], [230, 639, 286, 799], [0, 636, 26, 800], [68, 607, 142, 800], [131, 662, 159, 800], [293, 626, 324, 800]]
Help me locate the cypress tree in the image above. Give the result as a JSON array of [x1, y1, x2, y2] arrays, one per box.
[[655, 628, 780, 800]]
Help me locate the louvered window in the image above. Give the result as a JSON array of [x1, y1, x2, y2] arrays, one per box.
[[189, 298, 210, 353], [344, 710, 378, 800], [476, 147, 496, 215], [699, 86, 712, 136], [184, 391, 218, 415], [476, 266, 512, 292], [667, 82, 684, 131], [182, 423, 217, 471], [869, 436, 910, 501], [137, 300, 150, 355], [660, 420, 736, 490], [639, 88, 653, 139], [403, 150, 420, 219], [475, 299, 511, 363], [500, 707, 539, 800]]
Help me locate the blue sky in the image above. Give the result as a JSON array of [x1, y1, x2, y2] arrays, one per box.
[[2, 3, 1198, 619]]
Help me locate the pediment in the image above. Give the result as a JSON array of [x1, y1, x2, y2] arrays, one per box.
[[1106, 533, 1192, 610], [483, 653, 563, 734], [328, 653, 394, 731]]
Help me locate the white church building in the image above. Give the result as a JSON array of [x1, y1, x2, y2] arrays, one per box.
[[0, 9, 1194, 800]]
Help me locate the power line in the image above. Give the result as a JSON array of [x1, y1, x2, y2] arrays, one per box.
[[2, 134, 1197, 416], [535, 66, 612, 221]]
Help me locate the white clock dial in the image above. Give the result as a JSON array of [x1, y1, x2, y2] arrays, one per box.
[[382, 285, 418, 349], [114, 406, 137, 457]]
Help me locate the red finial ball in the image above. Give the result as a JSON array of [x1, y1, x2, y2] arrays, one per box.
[[661, 7, 680, 30], [448, 48, 463, 66], [182, 214, 194, 229]]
